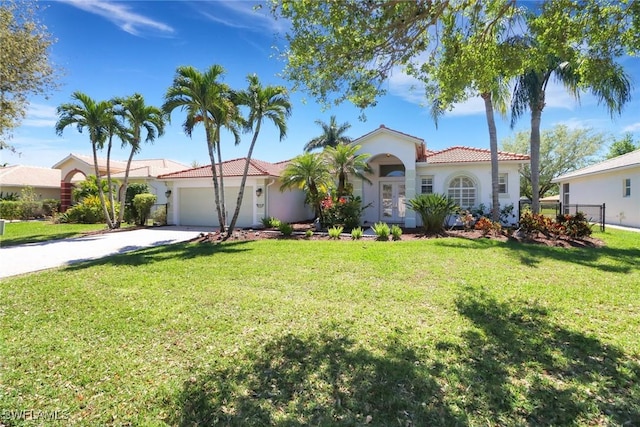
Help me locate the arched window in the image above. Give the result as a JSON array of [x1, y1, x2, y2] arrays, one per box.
[[448, 176, 476, 208]]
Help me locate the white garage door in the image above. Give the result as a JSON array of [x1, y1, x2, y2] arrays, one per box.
[[178, 187, 253, 227]]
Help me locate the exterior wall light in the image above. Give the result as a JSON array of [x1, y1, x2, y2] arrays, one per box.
[[256, 188, 263, 197]]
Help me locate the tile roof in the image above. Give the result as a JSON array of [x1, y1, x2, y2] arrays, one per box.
[[0, 165, 61, 188], [425, 146, 530, 163], [552, 149, 640, 181], [53, 153, 189, 177], [158, 158, 289, 179]]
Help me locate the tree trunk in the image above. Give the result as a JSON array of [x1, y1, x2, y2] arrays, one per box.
[[215, 127, 227, 229], [117, 144, 137, 227], [106, 134, 117, 227], [92, 142, 114, 229], [205, 126, 225, 232], [225, 120, 262, 241], [530, 105, 543, 214], [482, 93, 500, 222]]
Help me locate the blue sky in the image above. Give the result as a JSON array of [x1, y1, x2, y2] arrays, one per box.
[[5, 0, 640, 168]]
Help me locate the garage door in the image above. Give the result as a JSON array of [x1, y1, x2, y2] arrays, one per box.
[[178, 187, 253, 227]]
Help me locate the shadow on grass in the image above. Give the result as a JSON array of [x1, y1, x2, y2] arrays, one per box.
[[0, 232, 89, 248], [447, 287, 640, 425], [434, 237, 640, 272], [63, 240, 253, 271], [169, 326, 462, 426]]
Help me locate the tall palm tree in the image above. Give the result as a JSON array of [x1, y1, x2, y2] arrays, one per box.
[[163, 65, 231, 230], [510, 56, 631, 213], [225, 74, 292, 239], [55, 91, 117, 229], [303, 115, 352, 152], [323, 143, 372, 196], [113, 93, 165, 228], [104, 108, 128, 223], [280, 152, 332, 221]]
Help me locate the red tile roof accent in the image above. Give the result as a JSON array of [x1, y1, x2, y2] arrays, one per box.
[[426, 146, 530, 163], [158, 158, 288, 179]]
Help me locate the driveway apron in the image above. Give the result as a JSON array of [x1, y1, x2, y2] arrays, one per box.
[[0, 226, 215, 279]]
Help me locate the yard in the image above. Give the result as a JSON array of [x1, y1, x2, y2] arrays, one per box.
[[1, 229, 639, 426], [0, 221, 108, 247]]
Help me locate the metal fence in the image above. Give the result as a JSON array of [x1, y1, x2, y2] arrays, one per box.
[[518, 200, 605, 231]]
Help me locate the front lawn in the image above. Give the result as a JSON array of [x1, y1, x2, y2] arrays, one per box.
[[0, 221, 113, 247], [1, 230, 639, 426]]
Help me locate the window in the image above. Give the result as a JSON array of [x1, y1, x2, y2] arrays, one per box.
[[624, 178, 631, 197], [421, 176, 434, 194], [448, 176, 476, 208], [499, 173, 508, 194], [380, 164, 405, 177]]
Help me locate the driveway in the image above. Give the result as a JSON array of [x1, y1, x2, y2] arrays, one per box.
[[0, 226, 216, 279]]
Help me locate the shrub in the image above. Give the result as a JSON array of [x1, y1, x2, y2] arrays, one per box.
[[372, 222, 390, 241], [41, 199, 60, 217], [151, 205, 167, 226], [305, 229, 314, 239], [63, 195, 116, 224], [278, 222, 293, 236], [261, 216, 281, 228], [124, 183, 150, 224], [556, 212, 593, 239], [519, 212, 553, 236], [0, 201, 21, 220], [320, 195, 369, 230], [132, 193, 157, 226], [328, 225, 343, 239], [390, 224, 403, 241], [474, 217, 502, 236], [0, 192, 19, 201], [407, 193, 458, 233], [350, 226, 364, 240]]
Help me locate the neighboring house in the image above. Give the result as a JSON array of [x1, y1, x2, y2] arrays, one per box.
[[158, 158, 312, 228], [352, 125, 529, 228], [552, 149, 640, 228], [52, 154, 189, 210], [0, 165, 62, 200], [160, 125, 529, 229]]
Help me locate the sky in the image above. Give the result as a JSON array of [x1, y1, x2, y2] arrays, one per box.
[[4, 0, 640, 169]]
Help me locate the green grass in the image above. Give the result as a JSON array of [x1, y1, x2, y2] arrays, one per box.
[[0, 221, 111, 247], [1, 230, 639, 426]]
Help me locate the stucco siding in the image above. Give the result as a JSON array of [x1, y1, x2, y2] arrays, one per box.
[[269, 180, 313, 223], [557, 167, 640, 228], [0, 186, 59, 200]]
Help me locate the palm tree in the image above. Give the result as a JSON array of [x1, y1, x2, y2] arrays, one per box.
[[225, 74, 292, 239], [510, 56, 631, 213], [280, 152, 332, 221], [55, 91, 117, 229], [163, 65, 231, 230], [323, 143, 372, 196], [303, 115, 352, 152], [113, 93, 165, 228]]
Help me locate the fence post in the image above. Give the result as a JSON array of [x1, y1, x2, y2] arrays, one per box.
[[601, 203, 605, 232]]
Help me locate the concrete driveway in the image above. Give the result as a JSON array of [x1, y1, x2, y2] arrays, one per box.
[[0, 226, 216, 279]]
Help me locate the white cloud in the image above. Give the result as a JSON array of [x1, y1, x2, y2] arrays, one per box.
[[60, 0, 174, 36], [622, 122, 640, 133], [195, 1, 285, 33], [22, 103, 58, 128]]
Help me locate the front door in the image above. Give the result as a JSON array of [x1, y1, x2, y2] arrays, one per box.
[[380, 181, 406, 223]]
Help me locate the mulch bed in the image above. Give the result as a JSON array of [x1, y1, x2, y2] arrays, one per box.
[[191, 223, 605, 248]]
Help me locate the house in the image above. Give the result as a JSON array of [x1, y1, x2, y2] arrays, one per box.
[[0, 165, 61, 200], [160, 125, 529, 229], [158, 158, 311, 227], [552, 149, 640, 228], [352, 125, 529, 228], [52, 154, 189, 210]]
